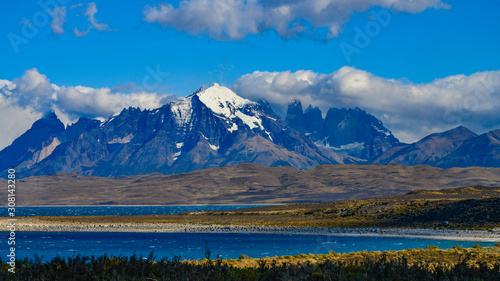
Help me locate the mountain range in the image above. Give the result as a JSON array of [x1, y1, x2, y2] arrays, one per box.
[[1, 83, 499, 178]]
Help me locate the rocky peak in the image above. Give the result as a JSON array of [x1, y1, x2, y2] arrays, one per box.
[[427, 126, 478, 140], [304, 105, 324, 137], [31, 111, 65, 133], [257, 98, 280, 120], [193, 83, 255, 117], [285, 98, 306, 132]]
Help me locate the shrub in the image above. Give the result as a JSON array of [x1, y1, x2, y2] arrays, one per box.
[[239, 254, 250, 260]]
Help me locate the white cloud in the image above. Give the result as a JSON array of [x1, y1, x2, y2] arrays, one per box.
[[233, 67, 500, 143], [0, 93, 42, 151], [49, 6, 67, 35], [0, 69, 174, 150], [70, 3, 83, 10], [45, 2, 110, 37], [73, 2, 110, 37], [73, 27, 89, 37], [84, 2, 110, 31], [11, 68, 55, 110], [143, 0, 449, 40], [57, 86, 169, 117]]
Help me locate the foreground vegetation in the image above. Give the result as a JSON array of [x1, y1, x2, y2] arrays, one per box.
[[2, 245, 500, 280], [33, 185, 500, 230]]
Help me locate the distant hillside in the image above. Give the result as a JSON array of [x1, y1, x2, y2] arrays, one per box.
[[405, 185, 500, 200], [8, 163, 500, 206], [374, 126, 500, 168]]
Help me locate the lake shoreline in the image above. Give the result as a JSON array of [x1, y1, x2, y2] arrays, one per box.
[[4, 219, 500, 242], [0, 204, 282, 208]]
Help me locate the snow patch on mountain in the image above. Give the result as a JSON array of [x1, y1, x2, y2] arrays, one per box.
[[315, 139, 365, 153], [372, 124, 392, 136], [331, 142, 365, 151], [235, 111, 264, 130], [228, 123, 238, 133], [171, 97, 193, 127], [172, 151, 181, 161], [108, 134, 134, 144]]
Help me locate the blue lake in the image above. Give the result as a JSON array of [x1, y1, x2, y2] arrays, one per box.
[[0, 205, 272, 217], [2, 206, 497, 262], [1, 231, 497, 262]]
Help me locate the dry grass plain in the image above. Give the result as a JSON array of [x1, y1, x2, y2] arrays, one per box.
[[6, 163, 500, 205]]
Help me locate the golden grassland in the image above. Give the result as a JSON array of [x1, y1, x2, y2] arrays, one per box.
[[8, 164, 500, 206], [203, 244, 500, 269], [2, 245, 500, 280]]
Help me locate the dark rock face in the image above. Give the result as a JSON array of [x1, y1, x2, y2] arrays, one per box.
[[284, 101, 400, 160], [257, 99, 281, 120], [304, 105, 324, 139], [285, 99, 306, 133], [322, 107, 400, 159], [4, 84, 356, 178]]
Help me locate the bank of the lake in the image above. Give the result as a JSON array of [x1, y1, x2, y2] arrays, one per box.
[[2, 218, 500, 242]]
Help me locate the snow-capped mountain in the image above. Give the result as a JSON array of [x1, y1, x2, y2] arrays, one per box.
[[3, 84, 357, 178]]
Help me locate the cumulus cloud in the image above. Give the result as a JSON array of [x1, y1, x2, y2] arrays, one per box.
[[0, 69, 174, 150], [233, 67, 500, 143], [48, 6, 67, 35], [0, 80, 43, 150], [57, 86, 169, 117], [143, 0, 449, 40], [12, 69, 55, 110]]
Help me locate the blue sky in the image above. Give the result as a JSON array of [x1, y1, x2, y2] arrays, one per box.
[[2, 0, 499, 94], [1, 0, 500, 147]]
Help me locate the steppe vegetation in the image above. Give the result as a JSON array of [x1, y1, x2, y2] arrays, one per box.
[[2, 245, 500, 280]]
